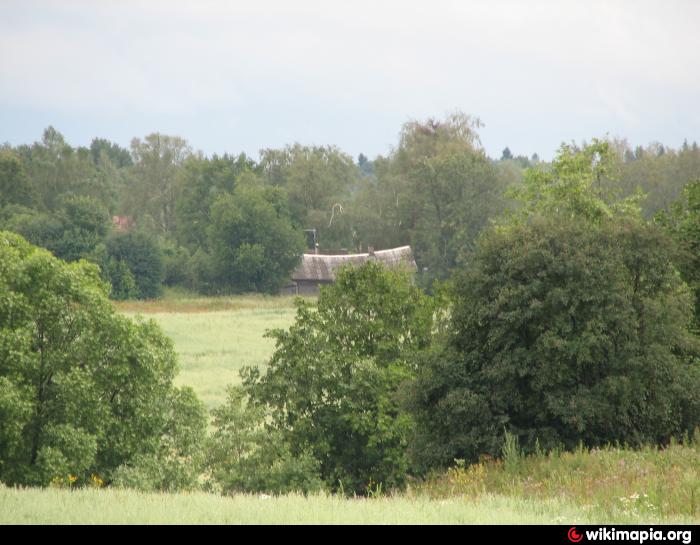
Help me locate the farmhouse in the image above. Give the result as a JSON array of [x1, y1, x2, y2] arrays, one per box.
[[281, 245, 417, 295]]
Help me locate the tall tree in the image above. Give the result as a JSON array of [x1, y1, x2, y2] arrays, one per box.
[[18, 127, 96, 211], [127, 134, 191, 235], [656, 180, 700, 327], [0, 231, 206, 489], [259, 144, 359, 250], [410, 217, 700, 468], [89, 138, 133, 169], [506, 139, 641, 225], [205, 183, 305, 294], [242, 262, 436, 493], [175, 153, 256, 249], [362, 112, 506, 284], [0, 149, 36, 207]]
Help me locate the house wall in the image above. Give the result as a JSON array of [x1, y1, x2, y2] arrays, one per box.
[[279, 280, 332, 296], [280, 282, 299, 296]]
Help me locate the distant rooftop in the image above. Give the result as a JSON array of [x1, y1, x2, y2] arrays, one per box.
[[291, 246, 417, 282]]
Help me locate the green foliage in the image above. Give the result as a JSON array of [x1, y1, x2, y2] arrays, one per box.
[[357, 113, 506, 285], [410, 217, 700, 468], [17, 127, 96, 211], [3, 196, 110, 264], [175, 153, 255, 249], [160, 239, 193, 288], [104, 257, 138, 301], [616, 139, 700, 218], [205, 184, 305, 294], [126, 133, 191, 235], [0, 232, 206, 489], [207, 386, 323, 494], [111, 387, 207, 492], [52, 196, 111, 262], [106, 230, 165, 299], [506, 139, 643, 225], [242, 262, 436, 494], [5, 211, 65, 256], [89, 138, 133, 169], [0, 149, 36, 207], [259, 144, 358, 250], [656, 180, 700, 327]]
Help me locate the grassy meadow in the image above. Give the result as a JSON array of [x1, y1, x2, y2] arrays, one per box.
[[115, 290, 302, 408], [2, 486, 693, 525]]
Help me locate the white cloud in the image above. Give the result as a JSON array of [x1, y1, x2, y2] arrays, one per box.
[[1, 0, 699, 158]]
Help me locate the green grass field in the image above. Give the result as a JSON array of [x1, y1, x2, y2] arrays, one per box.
[[117, 292, 301, 409], [2, 486, 692, 525]]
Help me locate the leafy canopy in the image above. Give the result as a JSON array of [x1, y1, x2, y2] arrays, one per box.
[[410, 217, 700, 468], [205, 183, 305, 294], [656, 179, 700, 326], [0, 232, 206, 489], [506, 139, 643, 225]]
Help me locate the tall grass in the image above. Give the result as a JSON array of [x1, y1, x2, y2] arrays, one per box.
[[2, 485, 691, 524], [415, 437, 700, 522]]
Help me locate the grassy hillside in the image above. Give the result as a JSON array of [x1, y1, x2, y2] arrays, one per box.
[[2, 486, 693, 525]]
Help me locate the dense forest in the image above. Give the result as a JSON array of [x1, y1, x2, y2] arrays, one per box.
[[3, 112, 700, 298]]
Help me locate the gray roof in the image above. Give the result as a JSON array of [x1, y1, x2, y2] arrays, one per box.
[[291, 245, 417, 282]]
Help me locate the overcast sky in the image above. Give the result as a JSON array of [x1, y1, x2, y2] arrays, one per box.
[[1, 0, 699, 161]]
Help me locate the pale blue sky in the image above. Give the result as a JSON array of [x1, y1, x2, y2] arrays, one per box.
[[1, 0, 699, 160]]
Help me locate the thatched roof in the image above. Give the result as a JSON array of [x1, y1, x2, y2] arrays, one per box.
[[291, 246, 417, 282]]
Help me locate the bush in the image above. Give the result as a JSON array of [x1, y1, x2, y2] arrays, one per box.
[[106, 230, 164, 299], [207, 386, 323, 495], [242, 262, 436, 494], [410, 217, 700, 469], [0, 232, 206, 489], [111, 387, 207, 492], [161, 240, 193, 288]]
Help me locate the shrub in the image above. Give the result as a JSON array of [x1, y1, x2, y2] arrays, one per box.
[[106, 230, 164, 299], [207, 386, 323, 495]]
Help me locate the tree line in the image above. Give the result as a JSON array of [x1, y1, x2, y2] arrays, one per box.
[[3, 114, 700, 298]]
